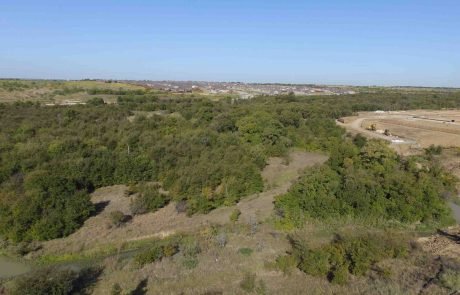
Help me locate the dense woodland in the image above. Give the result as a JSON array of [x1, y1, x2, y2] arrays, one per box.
[[0, 87, 459, 242]]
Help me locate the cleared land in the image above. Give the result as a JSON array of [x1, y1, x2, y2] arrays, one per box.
[[338, 110, 460, 154]]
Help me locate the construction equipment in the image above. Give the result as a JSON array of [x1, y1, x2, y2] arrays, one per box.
[[366, 124, 377, 131]]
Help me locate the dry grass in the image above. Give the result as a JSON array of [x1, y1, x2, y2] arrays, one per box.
[[0, 80, 145, 104]]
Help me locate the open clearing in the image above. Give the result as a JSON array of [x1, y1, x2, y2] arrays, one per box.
[[338, 109, 460, 153], [40, 151, 328, 255], [0, 80, 146, 104]]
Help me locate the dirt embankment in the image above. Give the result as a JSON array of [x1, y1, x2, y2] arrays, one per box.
[[41, 151, 328, 255]]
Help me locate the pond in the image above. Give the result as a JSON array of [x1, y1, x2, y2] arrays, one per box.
[[0, 256, 30, 278], [449, 202, 460, 224]]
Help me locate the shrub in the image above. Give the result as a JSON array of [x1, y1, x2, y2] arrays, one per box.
[[275, 139, 455, 227], [9, 267, 100, 295], [215, 233, 227, 248], [439, 268, 460, 291], [111, 283, 123, 295], [180, 236, 201, 258], [240, 273, 256, 293], [426, 144, 442, 156], [330, 264, 349, 284], [175, 200, 188, 213], [133, 238, 180, 267], [109, 210, 127, 228], [298, 249, 330, 277], [238, 247, 253, 256], [290, 232, 409, 283], [230, 208, 241, 222], [130, 183, 170, 215], [274, 255, 297, 275], [134, 244, 164, 267], [182, 257, 199, 269], [86, 97, 105, 106]]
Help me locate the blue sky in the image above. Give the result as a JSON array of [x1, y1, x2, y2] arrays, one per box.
[[0, 0, 459, 86]]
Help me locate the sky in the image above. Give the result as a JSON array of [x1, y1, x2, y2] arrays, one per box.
[[0, 0, 459, 86]]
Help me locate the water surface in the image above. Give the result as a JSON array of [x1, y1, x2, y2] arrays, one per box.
[[0, 256, 30, 278], [449, 202, 460, 224]]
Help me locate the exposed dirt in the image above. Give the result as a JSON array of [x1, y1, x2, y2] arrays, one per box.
[[338, 110, 460, 153], [417, 226, 460, 263], [40, 151, 328, 255]]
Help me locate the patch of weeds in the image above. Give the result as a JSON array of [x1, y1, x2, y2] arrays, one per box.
[[238, 248, 253, 256], [439, 268, 460, 291], [274, 255, 297, 275], [230, 209, 241, 223], [182, 257, 199, 269], [240, 273, 256, 293]]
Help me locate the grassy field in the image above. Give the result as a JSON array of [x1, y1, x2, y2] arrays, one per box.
[[0, 79, 146, 104]]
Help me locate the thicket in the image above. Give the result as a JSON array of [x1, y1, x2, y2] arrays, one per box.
[[129, 183, 170, 215], [275, 138, 457, 228], [133, 235, 200, 267], [8, 266, 101, 295], [1, 88, 459, 242], [287, 232, 409, 284]]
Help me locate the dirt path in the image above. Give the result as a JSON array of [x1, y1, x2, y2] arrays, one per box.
[[41, 151, 328, 254]]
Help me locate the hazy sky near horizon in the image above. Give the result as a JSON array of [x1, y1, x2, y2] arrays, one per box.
[[0, 0, 459, 86]]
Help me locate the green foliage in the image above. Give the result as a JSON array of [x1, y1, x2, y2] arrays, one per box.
[[133, 237, 180, 267], [274, 254, 298, 275], [129, 183, 170, 215], [111, 283, 123, 295], [425, 144, 442, 156], [276, 139, 456, 227], [8, 267, 100, 295], [289, 232, 409, 283], [238, 247, 253, 256], [439, 268, 460, 291], [134, 244, 164, 267], [240, 273, 256, 293], [230, 208, 241, 222], [182, 257, 199, 269], [1, 86, 459, 243], [86, 97, 105, 106], [109, 211, 127, 228]]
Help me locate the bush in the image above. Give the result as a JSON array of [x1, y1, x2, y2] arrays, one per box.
[[133, 238, 180, 267], [238, 247, 253, 256], [426, 144, 442, 156], [182, 257, 199, 269], [230, 208, 241, 222], [439, 268, 460, 291], [215, 233, 227, 248], [175, 200, 188, 213], [109, 210, 128, 228], [86, 97, 105, 106], [275, 139, 455, 227], [274, 255, 297, 275], [134, 244, 164, 267], [111, 283, 123, 295], [9, 267, 100, 295], [298, 249, 330, 277], [330, 264, 349, 284], [130, 183, 170, 215], [240, 273, 256, 293], [290, 232, 409, 283]]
